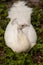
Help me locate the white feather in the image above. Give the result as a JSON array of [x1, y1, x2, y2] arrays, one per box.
[[22, 24, 37, 48], [4, 20, 30, 53], [4, 1, 37, 53], [8, 1, 32, 25]]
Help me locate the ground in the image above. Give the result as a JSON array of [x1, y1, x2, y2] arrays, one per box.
[[0, 0, 43, 65]]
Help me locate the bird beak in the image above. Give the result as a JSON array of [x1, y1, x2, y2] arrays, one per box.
[[18, 24, 29, 30]]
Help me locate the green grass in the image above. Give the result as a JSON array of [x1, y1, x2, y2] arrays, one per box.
[[0, 0, 43, 65]]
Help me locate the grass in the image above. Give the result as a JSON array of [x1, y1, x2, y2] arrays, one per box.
[[0, 0, 43, 65]]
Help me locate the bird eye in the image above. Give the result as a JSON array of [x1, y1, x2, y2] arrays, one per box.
[[22, 25, 24, 27]]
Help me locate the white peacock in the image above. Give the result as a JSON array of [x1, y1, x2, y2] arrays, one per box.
[[4, 1, 37, 53]]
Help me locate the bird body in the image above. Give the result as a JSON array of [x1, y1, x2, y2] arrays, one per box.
[[4, 1, 37, 53], [4, 20, 30, 53]]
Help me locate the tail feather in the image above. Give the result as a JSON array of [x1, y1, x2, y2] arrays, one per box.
[[8, 1, 33, 25]]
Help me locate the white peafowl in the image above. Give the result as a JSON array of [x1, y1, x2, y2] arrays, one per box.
[[4, 1, 37, 53]]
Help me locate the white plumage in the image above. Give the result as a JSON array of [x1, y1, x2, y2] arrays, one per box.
[[8, 1, 32, 25], [4, 1, 37, 53], [22, 24, 37, 48], [4, 20, 30, 53]]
